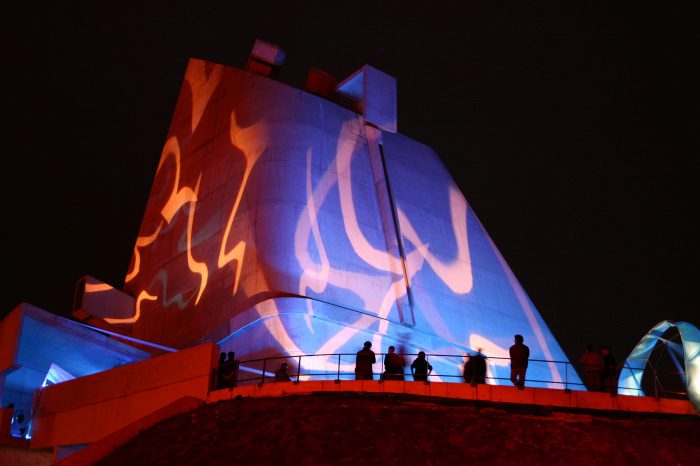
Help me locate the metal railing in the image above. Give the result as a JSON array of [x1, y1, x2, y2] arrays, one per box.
[[618, 361, 690, 400], [209, 352, 688, 399]]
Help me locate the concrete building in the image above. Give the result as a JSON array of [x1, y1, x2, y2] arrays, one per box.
[[18, 40, 679, 462], [69, 39, 578, 389]]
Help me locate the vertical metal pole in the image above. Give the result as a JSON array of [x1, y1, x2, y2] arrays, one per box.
[[297, 355, 302, 383], [261, 359, 266, 386], [654, 367, 659, 399], [565, 363, 569, 391], [337, 354, 341, 382]]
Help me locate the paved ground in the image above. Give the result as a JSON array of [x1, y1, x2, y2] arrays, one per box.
[[96, 392, 700, 465]]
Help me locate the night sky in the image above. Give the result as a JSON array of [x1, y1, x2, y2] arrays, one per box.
[[6, 3, 698, 366]]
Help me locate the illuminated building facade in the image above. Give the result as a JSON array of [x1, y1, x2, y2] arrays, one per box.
[[75, 40, 580, 388]]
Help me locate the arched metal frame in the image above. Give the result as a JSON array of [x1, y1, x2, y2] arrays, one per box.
[[618, 320, 700, 414]]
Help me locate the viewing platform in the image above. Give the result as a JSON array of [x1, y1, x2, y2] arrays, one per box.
[[10, 342, 695, 465]]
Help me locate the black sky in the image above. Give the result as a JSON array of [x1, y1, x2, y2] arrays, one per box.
[[5, 2, 698, 365]]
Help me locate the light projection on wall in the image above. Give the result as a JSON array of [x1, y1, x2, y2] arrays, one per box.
[[99, 56, 580, 388], [618, 320, 700, 413]]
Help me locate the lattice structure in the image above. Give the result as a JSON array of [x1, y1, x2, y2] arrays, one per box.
[[619, 320, 700, 413]]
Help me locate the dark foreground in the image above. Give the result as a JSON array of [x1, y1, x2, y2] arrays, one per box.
[[96, 392, 700, 466]]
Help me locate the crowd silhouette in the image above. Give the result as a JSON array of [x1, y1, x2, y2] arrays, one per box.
[[215, 335, 620, 394], [580, 344, 617, 394]]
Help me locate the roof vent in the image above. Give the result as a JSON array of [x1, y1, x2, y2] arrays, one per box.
[[303, 67, 338, 100], [245, 39, 286, 79]]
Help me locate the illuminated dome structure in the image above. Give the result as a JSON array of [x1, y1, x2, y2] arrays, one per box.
[[73, 40, 580, 388], [619, 320, 700, 413]]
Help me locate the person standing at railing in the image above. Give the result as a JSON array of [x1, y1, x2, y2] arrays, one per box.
[[411, 351, 433, 382], [220, 351, 239, 388], [464, 349, 487, 385], [509, 335, 529, 389], [355, 341, 376, 380], [216, 352, 228, 389], [579, 345, 604, 392], [601, 345, 617, 395], [275, 362, 292, 382], [383, 345, 405, 381]]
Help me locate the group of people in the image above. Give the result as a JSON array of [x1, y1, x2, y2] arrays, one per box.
[[216, 351, 240, 389], [579, 344, 617, 393], [355, 341, 434, 382], [354, 335, 529, 388], [458, 334, 530, 389], [218, 352, 295, 385], [222, 335, 618, 393]]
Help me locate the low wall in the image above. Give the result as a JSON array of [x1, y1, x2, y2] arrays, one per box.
[[0, 445, 52, 466], [210, 379, 698, 416], [55, 396, 205, 466], [31, 342, 218, 449]]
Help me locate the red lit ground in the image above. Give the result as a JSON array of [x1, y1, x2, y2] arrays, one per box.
[[95, 392, 700, 465]]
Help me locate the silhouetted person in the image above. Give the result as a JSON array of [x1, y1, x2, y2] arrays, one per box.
[[509, 335, 529, 389], [221, 351, 238, 388], [411, 351, 433, 382], [383, 345, 405, 381], [463, 357, 475, 384], [464, 349, 487, 385], [216, 352, 228, 389], [580, 344, 603, 392], [355, 341, 376, 380], [275, 362, 292, 382], [601, 345, 617, 395]]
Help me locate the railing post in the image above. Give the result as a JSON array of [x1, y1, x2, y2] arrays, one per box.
[[260, 358, 266, 386], [653, 367, 659, 399], [565, 362, 570, 392], [336, 354, 341, 383], [296, 355, 302, 383], [623, 360, 633, 394]]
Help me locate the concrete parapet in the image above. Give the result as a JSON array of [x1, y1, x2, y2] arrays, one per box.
[[209, 380, 697, 416], [54, 396, 204, 466], [31, 342, 218, 450]]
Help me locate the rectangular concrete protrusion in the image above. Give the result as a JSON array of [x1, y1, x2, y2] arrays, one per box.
[[72, 275, 135, 323], [250, 39, 286, 66], [246, 39, 286, 78], [304, 67, 338, 100], [336, 65, 397, 133]]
